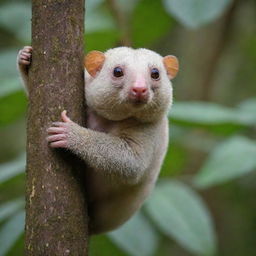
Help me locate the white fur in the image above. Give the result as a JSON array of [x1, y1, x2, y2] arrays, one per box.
[[85, 47, 173, 122], [18, 46, 177, 234]]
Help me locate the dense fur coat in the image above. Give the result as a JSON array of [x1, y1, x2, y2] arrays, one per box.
[[17, 46, 178, 234]]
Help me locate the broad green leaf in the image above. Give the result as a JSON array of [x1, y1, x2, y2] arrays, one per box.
[[6, 234, 24, 256], [160, 143, 187, 177], [194, 136, 256, 188], [0, 50, 20, 80], [0, 2, 31, 42], [132, 0, 173, 48], [170, 102, 256, 128], [237, 98, 256, 124], [108, 212, 158, 256], [90, 235, 126, 256], [0, 90, 27, 125], [0, 78, 22, 98], [85, 8, 115, 33], [0, 198, 24, 223], [0, 154, 25, 184], [0, 175, 26, 204], [85, 30, 119, 52], [163, 0, 232, 29], [0, 51, 26, 125], [238, 98, 256, 113], [170, 102, 237, 125], [86, 0, 104, 12], [145, 180, 217, 256], [0, 210, 25, 256]]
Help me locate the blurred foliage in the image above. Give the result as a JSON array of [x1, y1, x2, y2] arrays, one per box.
[[108, 212, 159, 256], [145, 180, 216, 256], [163, 0, 233, 29], [1, 0, 256, 255], [131, 0, 173, 48]]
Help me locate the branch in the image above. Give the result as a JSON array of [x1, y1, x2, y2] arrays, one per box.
[[107, 0, 132, 46], [201, 0, 239, 100]]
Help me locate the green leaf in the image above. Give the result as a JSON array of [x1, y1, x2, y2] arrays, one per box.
[[170, 102, 256, 129], [0, 154, 25, 184], [0, 198, 24, 223], [237, 98, 256, 124], [86, 0, 104, 12], [86, 8, 115, 33], [145, 180, 217, 256], [163, 0, 232, 29], [160, 143, 187, 177], [6, 234, 24, 256], [0, 53, 26, 125], [238, 98, 256, 113], [0, 90, 27, 125], [170, 102, 237, 125], [0, 78, 23, 98], [0, 2, 31, 42], [85, 30, 119, 52], [0, 50, 20, 80], [90, 235, 126, 256], [108, 212, 158, 256], [0, 210, 25, 256], [132, 0, 173, 48], [194, 136, 256, 188]]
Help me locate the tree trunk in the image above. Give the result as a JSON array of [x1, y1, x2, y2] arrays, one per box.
[[25, 1, 88, 255]]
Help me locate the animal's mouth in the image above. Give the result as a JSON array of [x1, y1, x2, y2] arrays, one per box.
[[129, 97, 149, 106]]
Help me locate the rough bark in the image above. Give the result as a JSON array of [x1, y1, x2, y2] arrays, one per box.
[[26, 1, 88, 255]]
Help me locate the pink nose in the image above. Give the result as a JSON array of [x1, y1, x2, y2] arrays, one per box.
[[131, 86, 148, 97]]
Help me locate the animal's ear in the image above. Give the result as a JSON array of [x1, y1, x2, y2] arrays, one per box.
[[84, 50, 105, 77], [163, 55, 179, 80]]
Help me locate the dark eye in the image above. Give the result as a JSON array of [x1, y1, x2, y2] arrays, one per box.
[[151, 68, 160, 80], [113, 67, 124, 77]]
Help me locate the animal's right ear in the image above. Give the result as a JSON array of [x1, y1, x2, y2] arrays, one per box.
[[163, 55, 179, 80], [84, 51, 105, 77]]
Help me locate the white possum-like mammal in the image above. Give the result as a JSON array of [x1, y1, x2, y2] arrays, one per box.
[[17, 46, 179, 234]]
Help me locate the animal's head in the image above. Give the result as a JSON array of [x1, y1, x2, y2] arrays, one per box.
[[84, 47, 179, 122]]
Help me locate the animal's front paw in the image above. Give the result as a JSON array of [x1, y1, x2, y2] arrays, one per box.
[[47, 110, 75, 149], [18, 46, 32, 66]]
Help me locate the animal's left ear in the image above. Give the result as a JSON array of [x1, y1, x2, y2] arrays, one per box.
[[163, 55, 179, 80], [84, 50, 105, 77]]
